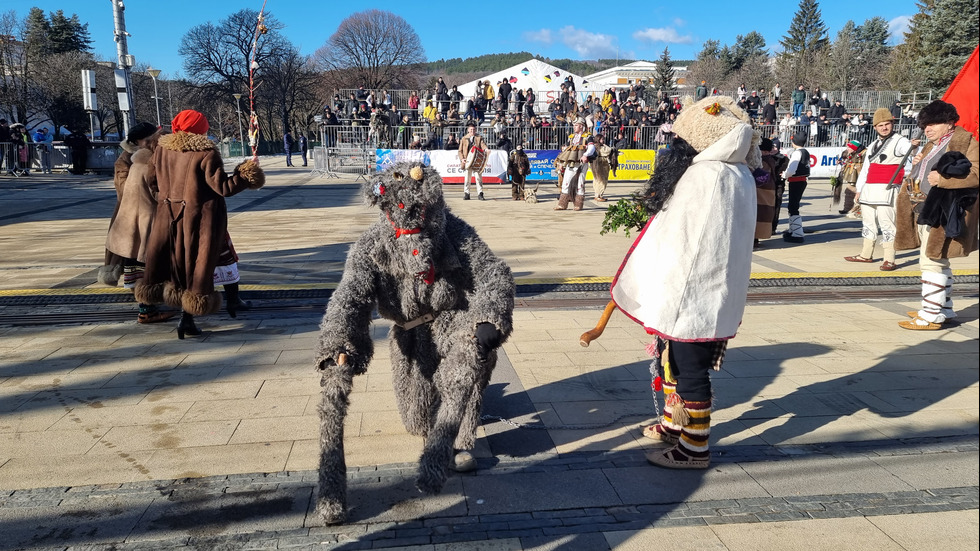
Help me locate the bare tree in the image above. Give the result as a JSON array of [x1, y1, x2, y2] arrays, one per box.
[[0, 10, 30, 123], [314, 10, 426, 91]]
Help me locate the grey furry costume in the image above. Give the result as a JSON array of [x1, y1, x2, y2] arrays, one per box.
[[313, 162, 515, 525]]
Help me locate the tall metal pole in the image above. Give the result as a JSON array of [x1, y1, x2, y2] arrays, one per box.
[[111, 0, 135, 135], [233, 93, 246, 157], [147, 68, 162, 127]]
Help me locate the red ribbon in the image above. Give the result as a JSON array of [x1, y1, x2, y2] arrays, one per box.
[[417, 262, 435, 284], [394, 227, 421, 238]]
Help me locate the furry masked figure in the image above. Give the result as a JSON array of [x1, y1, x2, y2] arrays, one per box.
[[314, 162, 515, 524]]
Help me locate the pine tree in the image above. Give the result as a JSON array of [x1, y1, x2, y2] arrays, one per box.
[[22, 7, 50, 60], [887, 0, 935, 91], [47, 10, 93, 54], [654, 47, 676, 92], [914, 0, 979, 91], [778, 0, 829, 86]]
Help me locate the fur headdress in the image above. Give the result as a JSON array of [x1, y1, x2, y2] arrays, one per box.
[[917, 100, 959, 128], [672, 96, 761, 170]]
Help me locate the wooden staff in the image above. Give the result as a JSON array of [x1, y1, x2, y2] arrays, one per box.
[[579, 301, 617, 347], [337, 353, 348, 366]]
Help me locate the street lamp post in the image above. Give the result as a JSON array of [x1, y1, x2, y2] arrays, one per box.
[[232, 93, 246, 158], [147, 67, 162, 127]]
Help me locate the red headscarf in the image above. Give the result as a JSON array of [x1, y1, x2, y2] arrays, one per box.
[[171, 109, 209, 135]]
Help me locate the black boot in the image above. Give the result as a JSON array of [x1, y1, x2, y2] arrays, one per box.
[[224, 282, 252, 318], [176, 312, 201, 340]]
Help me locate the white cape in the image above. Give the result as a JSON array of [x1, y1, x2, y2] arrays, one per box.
[[611, 124, 756, 341]]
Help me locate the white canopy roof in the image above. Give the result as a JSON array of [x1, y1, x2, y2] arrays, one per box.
[[453, 59, 593, 103]]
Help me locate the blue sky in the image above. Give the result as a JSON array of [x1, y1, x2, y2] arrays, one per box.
[[15, 1, 917, 78]]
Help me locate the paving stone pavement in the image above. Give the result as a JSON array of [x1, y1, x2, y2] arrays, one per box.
[[0, 157, 977, 550]]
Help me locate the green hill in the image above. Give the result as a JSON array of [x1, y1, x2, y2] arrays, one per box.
[[424, 53, 696, 76]]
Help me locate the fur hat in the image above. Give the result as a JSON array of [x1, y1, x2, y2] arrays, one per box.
[[671, 96, 752, 154], [126, 122, 158, 145], [917, 100, 959, 128], [172, 110, 209, 135], [792, 131, 807, 147], [760, 138, 774, 151], [872, 108, 894, 126]]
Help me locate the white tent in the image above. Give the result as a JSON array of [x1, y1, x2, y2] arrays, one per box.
[[454, 59, 593, 105]]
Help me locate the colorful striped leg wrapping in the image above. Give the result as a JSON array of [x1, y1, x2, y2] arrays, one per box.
[[646, 399, 711, 469], [643, 380, 680, 444]]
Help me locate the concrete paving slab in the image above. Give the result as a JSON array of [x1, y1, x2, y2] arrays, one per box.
[[604, 464, 770, 505], [462, 470, 622, 515], [872, 450, 980, 490], [91, 420, 239, 454], [709, 516, 904, 550], [866, 509, 979, 549], [0, 494, 151, 550], [129, 484, 312, 542], [344, 477, 468, 525], [141, 441, 293, 481], [604, 526, 728, 550], [740, 455, 916, 497]]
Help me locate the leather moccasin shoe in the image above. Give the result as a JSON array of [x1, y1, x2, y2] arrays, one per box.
[[879, 261, 897, 271], [844, 255, 874, 263], [898, 317, 943, 331]]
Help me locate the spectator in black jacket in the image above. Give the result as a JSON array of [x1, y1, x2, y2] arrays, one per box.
[[746, 91, 762, 120], [890, 100, 902, 120], [498, 79, 512, 113], [761, 99, 778, 125], [827, 99, 846, 122]]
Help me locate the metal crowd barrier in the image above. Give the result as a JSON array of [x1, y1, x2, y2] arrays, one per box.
[[1, 142, 75, 175], [321, 146, 373, 181], [312, 120, 922, 153]]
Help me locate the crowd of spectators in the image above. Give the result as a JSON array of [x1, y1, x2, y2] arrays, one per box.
[[320, 79, 919, 152]]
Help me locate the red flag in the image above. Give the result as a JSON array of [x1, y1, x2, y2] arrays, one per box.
[[942, 45, 979, 139]]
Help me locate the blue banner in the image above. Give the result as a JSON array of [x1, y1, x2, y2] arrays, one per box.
[[376, 149, 430, 171], [525, 149, 559, 181]]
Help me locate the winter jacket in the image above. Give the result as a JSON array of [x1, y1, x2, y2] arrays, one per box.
[[135, 132, 264, 315], [106, 148, 158, 262]]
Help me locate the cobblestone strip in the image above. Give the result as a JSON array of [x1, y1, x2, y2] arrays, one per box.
[[6, 436, 976, 550], [49, 486, 979, 550]]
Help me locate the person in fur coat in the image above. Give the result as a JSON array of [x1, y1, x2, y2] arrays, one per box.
[[101, 122, 175, 323], [508, 145, 531, 200], [611, 96, 760, 470], [134, 110, 264, 339], [895, 100, 978, 330], [99, 123, 154, 288], [313, 162, 515, 525]]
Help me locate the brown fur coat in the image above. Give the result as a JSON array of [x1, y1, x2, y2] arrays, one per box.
[[895, 126, 979, 258], [134, 132, 264, 315]]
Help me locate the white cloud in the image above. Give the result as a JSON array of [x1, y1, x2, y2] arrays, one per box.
[[632, 27, 693, 44], [673, 18, 686, 28], [558, 26, 620, 59], [523, 29, 554, 45], [887, 15, 912, 45]]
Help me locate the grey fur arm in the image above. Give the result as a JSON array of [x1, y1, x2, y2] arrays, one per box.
[[315, 238, 377, 373], [448, 215, 515, 340]]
